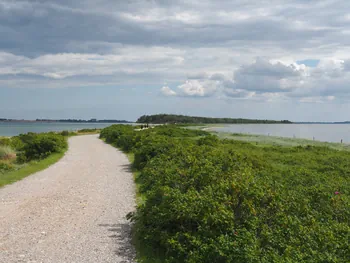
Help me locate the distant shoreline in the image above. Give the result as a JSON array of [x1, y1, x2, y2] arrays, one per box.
[[1, 120, 350, 124], [0, 119, 133, 124], [294, 122, 350, 124]]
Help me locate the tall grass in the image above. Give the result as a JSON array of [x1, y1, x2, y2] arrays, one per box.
[[0, 145, 16, 160]]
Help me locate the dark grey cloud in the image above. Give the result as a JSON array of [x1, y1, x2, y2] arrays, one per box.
[[225, 58, 303, 94], [0, 1, 151, 56], [0, 0, 343, 56], [238, 58, 301, 78]]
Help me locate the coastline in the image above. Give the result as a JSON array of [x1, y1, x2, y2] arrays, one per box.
[[189, 125, 350, 151]]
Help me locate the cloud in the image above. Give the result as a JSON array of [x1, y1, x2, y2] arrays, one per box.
[[1, 0, 350, 107], [238, 58, 303, 79], [299, 96, 336, 104], [177, 80, 220, 97], [162, 79, 221, 97], [186, 72, 209, 80], [226, 58, 306, 94], [161, 57, 350, 102], [161, 86, 177, 96], [224, 88, 255, 99], [0, 0, 347, 57], [0, 48, 185, 85]]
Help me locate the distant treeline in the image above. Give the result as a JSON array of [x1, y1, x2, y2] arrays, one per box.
[[296, 121, 350, 124], [137, 114, 292, 124]]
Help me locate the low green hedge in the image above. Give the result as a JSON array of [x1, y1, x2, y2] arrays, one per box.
[[101, 124, 350, 263], [17, 133, 67, 162]]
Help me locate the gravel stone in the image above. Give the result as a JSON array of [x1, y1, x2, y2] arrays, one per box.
[[0, 135, 136, 263]]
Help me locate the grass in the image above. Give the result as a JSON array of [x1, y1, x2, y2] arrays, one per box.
[[214, 131, 350, 151], [126, 152, 145, 205], [76, 131, 101, 135], [76, 128, 102, 135], [0, 145, 16, 160], [0, 149, 67, 187]]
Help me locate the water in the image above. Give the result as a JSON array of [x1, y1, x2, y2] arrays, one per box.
[[0, 122, 130, 136], [211, 124, 350, 144], [2, 122, 349, 144]]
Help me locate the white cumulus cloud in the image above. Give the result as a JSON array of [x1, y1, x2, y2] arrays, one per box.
[[161, 86, 177, 96]]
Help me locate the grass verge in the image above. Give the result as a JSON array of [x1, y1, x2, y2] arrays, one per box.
[[125, 152, 165, 263], [188, 125, 350, 151], [217, 132, 350, 150], [0, 148, 67, 188], [125, 152, 144, 204]]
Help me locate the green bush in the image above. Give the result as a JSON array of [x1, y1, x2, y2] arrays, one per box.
[[197, 134, 219, 146], [0, 137, 11, 146], [16, 133, 67, 162], [60, 130, 69, 136], [102, 125, 350, 262], [100, 125, 135, 144], [78, 128, 99, 133], [0, 161, 15, 174], [133, 136, 178, 170], [9, 136, 25, 150]]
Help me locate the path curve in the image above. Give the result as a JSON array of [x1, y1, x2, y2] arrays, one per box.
[[0, 135, 135, 263]]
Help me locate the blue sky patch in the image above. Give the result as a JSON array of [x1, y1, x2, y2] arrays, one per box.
[[296, 59, 320, 67]]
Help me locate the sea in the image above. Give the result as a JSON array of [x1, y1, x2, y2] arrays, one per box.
[[1, 122, 350, 144], [210, 124, 350, 144], [0, 122, 129, 137]]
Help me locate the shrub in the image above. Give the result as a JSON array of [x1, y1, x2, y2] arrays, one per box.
[[197, 134, 219, 146], [9, 137, 25, 150], [100, 125, 135, 144], [78, 128, 99, 133], [0, 137, 11, 146], [60, 130, 69, 136], [133, 136, 178, 170], [102, 125, 350, 263], [16, 133, 67, 162], [0, 161, 15, 173]]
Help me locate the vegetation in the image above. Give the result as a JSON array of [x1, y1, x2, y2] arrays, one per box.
[[0, 132, 68, 187], [76, 128, 101, 134], [198, 130, 350, 151], [0, 145, 16, 160], [137, 114, 292, 124], [101, 124, 350, 263], [16, 133, 67, 162], [0, 152, 66, 187]]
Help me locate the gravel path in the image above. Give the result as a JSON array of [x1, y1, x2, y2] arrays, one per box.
[[0, 135, 136, 263]]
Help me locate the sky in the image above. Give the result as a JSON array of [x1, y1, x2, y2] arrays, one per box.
[[0, 0, 350, 122]]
